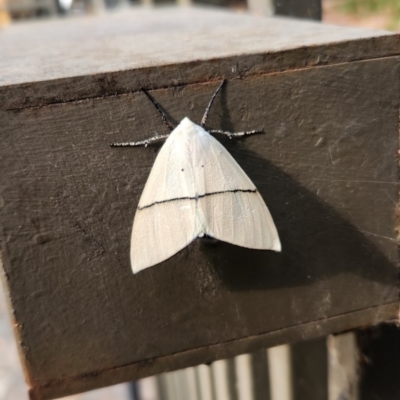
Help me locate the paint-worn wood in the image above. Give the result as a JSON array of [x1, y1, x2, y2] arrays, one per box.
[[0, 7, 399, 400]]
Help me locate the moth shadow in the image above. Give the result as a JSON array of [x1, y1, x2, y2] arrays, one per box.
[[198, 147, 397, 292]]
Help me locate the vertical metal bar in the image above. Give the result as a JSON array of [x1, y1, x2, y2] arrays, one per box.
[[171, 370, 187, 400], [212, 360, 231, 400], [328, 333, 359, 400], [267, 345, 293, 400], [227, 359, 239, 400], [247, 0, 273, 16], [156, 375, 168, 400], [137, 377, 161, 400], [196, 365, 214, 400], [235, 354, 255, 400], [157, 373, 177, 400], [186, 367, 200, 400], [129, 382, 140, 400]]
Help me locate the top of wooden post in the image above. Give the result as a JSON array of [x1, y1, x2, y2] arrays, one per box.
[[0, 6, 398, 110]]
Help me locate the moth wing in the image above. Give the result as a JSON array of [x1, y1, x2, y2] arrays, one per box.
[[130, 200, 200, 273], [190, 127, 257, 195], [199, 191, 281, 251], [138, 125, 197, 209], [130, 119, 280, 273], [195, 133, 281, 251], [131, 126, 202, 273]]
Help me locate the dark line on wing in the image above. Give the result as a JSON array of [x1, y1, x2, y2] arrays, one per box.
[[137, 189, 257, 210]]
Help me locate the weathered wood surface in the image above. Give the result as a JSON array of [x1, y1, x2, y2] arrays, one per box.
[[1, 8, 399, 400], [0, 7, 399, 110]]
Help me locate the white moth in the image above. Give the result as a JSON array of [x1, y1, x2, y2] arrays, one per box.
[[112, 80, 281, 274]]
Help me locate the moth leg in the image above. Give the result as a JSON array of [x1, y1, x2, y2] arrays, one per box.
[[110, 134, 170, 148], [208, 129, 264, 139], [141, 88, 175, 132], [201, 79, 226, 127]]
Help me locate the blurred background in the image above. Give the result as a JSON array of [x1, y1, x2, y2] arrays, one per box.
[[0, 0, 399, 30], [324, 0, 400, 30], [1, 0, 399, 399]]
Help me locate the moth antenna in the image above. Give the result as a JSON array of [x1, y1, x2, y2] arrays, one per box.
[[208, 129, 264, 139], [141, 88, 175, 132], [201, 79, 226, 128]]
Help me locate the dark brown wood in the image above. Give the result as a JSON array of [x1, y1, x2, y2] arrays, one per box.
[[25, 304, 398, 399], [274, 0, 321, 20], [0, 8, 399, 400]]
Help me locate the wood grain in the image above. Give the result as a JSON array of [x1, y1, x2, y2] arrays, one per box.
[[0, 8, 399, 400]]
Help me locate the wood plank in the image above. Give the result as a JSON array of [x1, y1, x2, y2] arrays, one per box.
[[29, 304, 398, 399], [0, 8, 398, 110]]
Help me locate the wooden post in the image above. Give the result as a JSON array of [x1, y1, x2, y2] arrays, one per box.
[[0, 7, 399, 400]]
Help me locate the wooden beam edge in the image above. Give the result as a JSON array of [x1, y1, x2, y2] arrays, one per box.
[[1, 36, 399, 111], [28, 302, 399, 400]]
